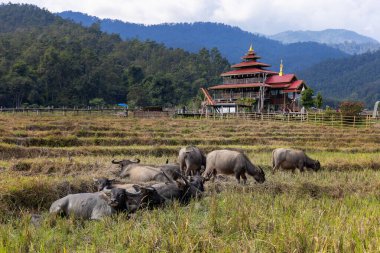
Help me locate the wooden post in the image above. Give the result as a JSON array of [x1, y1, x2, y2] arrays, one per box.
[[353, 116, 356, 128]]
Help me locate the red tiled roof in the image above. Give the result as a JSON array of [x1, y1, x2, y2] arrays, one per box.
[[242, 52, 261, 60], [231, 61, 271, 68], [267, 84, 290, 88], [287, 80, 304, 89], [265, 74, 295, 84], [242, 55, 261, 60], [209, 83, 269, 90], [221, 68, 277, 76]]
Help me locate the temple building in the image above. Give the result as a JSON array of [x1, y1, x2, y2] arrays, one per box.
[[201, 45, 308, 113]]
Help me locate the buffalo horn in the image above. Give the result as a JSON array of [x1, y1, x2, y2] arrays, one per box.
[[112, 159, 121, 164], [126, 186, 141, 196], [176, 172, 190, 186]]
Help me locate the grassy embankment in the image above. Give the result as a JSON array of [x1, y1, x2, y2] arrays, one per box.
[[0, 114, 379, 252]]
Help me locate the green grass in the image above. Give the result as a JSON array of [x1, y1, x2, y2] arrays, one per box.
[[0, 114, 379, 252]]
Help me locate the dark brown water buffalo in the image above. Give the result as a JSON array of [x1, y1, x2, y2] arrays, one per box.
[[272, 148, 320, 173], [203, 149, 265, 184], [112, 159, 180, 182], [178, 146, 206, 176], [118, 185, 167, 212], [150, 172, 208, 204]]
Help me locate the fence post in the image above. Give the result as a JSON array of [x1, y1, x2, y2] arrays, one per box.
[[353, 116, 356, 128]]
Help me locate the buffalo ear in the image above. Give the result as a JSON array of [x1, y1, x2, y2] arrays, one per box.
[[133, 158, 141, 163], [93, 178, 99, 183]]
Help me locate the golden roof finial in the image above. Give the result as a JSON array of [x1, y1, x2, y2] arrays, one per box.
[[249, 44, 254, 52], [279, 59, 284, 76]]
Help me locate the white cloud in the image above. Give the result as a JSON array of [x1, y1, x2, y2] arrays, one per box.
[[2, 0, 380, 41]]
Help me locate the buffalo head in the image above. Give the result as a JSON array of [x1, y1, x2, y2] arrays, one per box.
[[253, 166, 266, 184], [106, 188, 127, 211], [93, 177, 115, 191], [312, 161, 321, 171], [112, 158, 140, 170]]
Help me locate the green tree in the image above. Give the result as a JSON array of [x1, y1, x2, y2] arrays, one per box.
[[301, 88, 315, 109], [89, 98, 105, 107], [315, 92, 323, 109]]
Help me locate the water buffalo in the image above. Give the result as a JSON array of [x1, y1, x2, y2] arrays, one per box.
[[113, 159, 180, 182], [178, 146, 206, 176], [118, 185, 167, 211], [203, 149, 265, 184], [150, 173, 208, 204], [93, 177, 137, 192], [272, 148, 320, 173], [49, 188, 131, 220]]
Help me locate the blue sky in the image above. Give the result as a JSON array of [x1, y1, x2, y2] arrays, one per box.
[[2, 0, 380, 41]]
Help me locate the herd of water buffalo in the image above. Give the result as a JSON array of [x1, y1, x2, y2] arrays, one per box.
[[49, 147, 321, 220]]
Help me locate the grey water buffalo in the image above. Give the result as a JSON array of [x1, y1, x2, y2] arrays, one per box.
[[203, 149, 265, 184], [113, 159, 180, 182], [49, 188, 129, 220], [272, 148, 320, 173], [178, 146, 206, 176]]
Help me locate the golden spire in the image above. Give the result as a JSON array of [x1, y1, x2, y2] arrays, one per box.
[[248, 44, 254, 52], [279, 59, 284, 76]]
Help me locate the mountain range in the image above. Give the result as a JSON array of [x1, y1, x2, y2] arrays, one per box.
[[57, 11, 349, 73], [269, 29, 380, 55]]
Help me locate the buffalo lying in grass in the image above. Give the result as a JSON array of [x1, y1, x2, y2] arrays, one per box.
[[112, 159, 180, 182], [272, 148, 320, 173], [151, 172, 208, 204], [49, 188, 132, 220], [96, 171, 208, 208], [203, 149, 265, 184], [178, 146, 206, 176]]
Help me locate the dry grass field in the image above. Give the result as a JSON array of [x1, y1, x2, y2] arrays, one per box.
[[0, 114, 379, 252]]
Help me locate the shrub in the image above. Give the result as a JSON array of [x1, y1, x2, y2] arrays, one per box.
[[339, 101, 364, 116]]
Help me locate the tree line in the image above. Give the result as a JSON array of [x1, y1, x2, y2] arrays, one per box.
[[0, 4, 230, 108]]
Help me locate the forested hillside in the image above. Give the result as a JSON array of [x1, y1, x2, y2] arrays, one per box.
[[0, 4, 229, 108], [298, 50, 380, 107], [58, 11, 349, 72]]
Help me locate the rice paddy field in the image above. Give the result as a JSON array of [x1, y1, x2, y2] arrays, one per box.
[[0, 114, 379, 252]]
